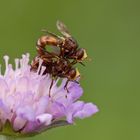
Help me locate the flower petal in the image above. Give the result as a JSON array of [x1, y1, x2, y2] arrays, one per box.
[[74, 103, 99, 119], [35, 96, 49, 115], [16, 106, 35, 121], [36, 113, 52, 126], [67, 83, 83, 102], [66, 101, 84, 123], [16, 77, 29, 93], [13, 116, 27, 131], [0, 78, 9, 99]]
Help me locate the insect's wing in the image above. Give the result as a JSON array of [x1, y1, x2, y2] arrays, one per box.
[[42, 29, 62, 39], [50, 46, 60, 55], [56, 20, 71, 38]]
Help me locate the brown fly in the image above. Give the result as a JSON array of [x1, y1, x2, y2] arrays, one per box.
[[31, 53, 80, 96], [37, 20, 87, 63]]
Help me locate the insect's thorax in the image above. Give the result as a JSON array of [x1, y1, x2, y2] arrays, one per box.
[[63, 37, 78, 52]]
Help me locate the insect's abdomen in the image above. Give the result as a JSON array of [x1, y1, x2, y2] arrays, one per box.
[[37, 35, 62, 47]]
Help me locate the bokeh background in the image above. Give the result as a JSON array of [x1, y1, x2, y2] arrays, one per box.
[[0, 0, 139, 140]]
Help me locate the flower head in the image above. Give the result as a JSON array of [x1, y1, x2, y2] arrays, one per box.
[[0, 54, 98, 137]]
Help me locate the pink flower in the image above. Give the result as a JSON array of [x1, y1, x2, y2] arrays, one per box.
[[0, 54, 98, 137]]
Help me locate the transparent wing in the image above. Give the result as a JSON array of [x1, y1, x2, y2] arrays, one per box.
[[50, 46, 60, 55], [42, 29, 62, 39], [56, 20, 71, 37]]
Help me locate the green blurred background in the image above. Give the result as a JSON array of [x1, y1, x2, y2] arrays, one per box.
[[0, 0, 139, 140]]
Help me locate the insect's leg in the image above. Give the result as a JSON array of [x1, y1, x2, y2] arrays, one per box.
[[49, 78, 54, 97], [59, 47, 65, 58], [64, 80, 70, 98], [64, 80, 70, 93], [79, 62, 85, 66], [70, 59, 85, 67], [73, 80, 79, 84], [70, 59, 77, 65]]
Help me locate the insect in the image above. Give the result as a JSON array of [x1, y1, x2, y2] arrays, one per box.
[[31, 54, 80, 96], [36, 20, 87, 64], [31, 21, 87, 96]]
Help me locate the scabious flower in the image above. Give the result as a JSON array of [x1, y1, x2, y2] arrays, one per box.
[[0, 53, 98, 137]]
